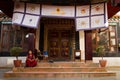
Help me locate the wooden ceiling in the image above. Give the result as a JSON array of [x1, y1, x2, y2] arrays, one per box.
[[13, 0, 108, 5], [0, 0, 14, 17]]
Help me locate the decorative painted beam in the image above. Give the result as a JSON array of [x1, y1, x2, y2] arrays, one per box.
[[107, 2, 120, 18]]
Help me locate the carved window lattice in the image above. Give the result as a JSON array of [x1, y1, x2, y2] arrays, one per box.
[[0, 25, 29, 52]]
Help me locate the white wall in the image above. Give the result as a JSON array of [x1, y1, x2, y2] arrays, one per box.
[[0, 57, 26, 67], [93, 57, 120, 67], [0, 57, 120, 67]]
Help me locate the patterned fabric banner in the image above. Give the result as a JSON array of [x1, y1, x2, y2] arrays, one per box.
[[41, 5, 75, 18], [12, 2, 41, 28], [12, 13, 24, 24], [75, 2, 108, 31], [12, 2, 108, 30]]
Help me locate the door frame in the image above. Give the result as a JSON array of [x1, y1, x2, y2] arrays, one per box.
[[47, 29, 71, 61], [42, 18, 76, 61]]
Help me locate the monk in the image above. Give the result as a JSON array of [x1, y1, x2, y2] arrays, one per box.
[[25, 50, 37, 67]]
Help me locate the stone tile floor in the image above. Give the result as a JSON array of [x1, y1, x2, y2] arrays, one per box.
[[0, 68, 118, 80]]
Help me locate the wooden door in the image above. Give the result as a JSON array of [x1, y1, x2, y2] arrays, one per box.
[[48, 30, 70, 61], [85, 30, 92, 60]]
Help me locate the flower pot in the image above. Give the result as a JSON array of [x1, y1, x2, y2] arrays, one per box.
[[14, 60, 22, 67], [99, 60, 107, 67]]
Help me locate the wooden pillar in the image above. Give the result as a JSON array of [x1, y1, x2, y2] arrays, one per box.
[[85, 30, 93, 60], [27, 33, 35, 52], [39, 23, 44, 52], [35, 25, 40, 50]]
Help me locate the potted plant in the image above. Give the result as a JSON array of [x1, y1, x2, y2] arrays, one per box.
[[10, 47, 22, 67], [96, 45, 107, 67]]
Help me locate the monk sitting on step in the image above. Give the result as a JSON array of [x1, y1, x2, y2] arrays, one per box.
[[25, 50, 37, 67]]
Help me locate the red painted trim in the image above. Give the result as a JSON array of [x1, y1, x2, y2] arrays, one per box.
[[107, 2, 120, 18]]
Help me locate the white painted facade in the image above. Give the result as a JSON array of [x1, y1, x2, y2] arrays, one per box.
[[0, 57, 26, 67], [0, 57, 120, 67], [93, 57, 120, 67]]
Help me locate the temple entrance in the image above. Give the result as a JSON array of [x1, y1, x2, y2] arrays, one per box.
[[48, 30, 71, 61], [41, 18, 75, 61]]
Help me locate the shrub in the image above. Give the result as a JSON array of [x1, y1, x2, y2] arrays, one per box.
[[10, 47, 22, 60]]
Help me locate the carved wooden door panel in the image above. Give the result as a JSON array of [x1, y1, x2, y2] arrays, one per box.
[[48, 30, 70, 61], [48, 31, 59, 59], [60, 30, 70, 60]]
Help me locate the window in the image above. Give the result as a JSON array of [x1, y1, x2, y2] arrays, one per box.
[[0, 24, 30, 53], [92, 22, 120, 57]]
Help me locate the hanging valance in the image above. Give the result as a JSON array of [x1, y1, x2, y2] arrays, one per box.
[[12, 2, 41, 28], [41, 5, 75, 18], [75, 3, 108, 31], [12, 2, 108, 30]]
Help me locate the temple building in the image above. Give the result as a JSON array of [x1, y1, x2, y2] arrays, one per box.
[[0, 0, 120, 64]]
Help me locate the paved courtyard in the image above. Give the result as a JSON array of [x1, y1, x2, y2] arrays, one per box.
[[0, 68, 119, 80]]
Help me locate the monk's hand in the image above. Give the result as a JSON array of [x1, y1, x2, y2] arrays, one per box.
[[31, 59, 34, 62], [28, 59, 32, 62]]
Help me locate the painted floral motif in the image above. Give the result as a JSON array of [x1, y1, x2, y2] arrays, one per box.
[[95, 6, 100, 11], [81, 8, 86, 14], [51, 8, 65, 15], [30, 5, 35, 11], [91, 3, 104, 15], [81, 21, 86, 26], [50, 41, 58, 57], [95, 19, 100, 24], [56, 8, 60, 12]]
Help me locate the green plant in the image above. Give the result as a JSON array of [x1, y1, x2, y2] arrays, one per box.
[[10, 47, 22, 60], [96, 45, 105, 60]]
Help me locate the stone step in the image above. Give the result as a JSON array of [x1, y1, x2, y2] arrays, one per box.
[[36, 62, 99, 67], [13, 67, 107, 72], [4, 71, 116, 78], [4, 62, 115, 78]]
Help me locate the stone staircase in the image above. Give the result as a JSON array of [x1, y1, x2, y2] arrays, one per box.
[[4, 61, 116, 78]]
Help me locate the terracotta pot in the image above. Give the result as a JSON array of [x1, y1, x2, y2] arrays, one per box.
[[99, 60, 107, 67], [14, 60, 22, 67]]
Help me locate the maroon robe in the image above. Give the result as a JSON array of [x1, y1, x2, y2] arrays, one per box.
[[26, 54, 37, 67]]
